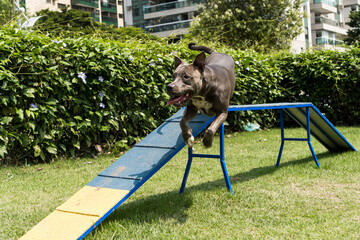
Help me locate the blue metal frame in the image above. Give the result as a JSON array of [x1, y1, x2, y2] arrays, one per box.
[[180, 123, 233, 194], [180, 105, 327, 198], [276, 108, 320, 168]]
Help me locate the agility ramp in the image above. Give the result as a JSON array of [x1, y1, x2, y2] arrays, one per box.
[[20, 103, 356, 240]]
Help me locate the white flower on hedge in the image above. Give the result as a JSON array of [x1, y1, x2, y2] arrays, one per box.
[[98, 76, 104, 82], [259, 61, 262, 65], [99, 103, 105, 108], [158, 58, 163, 63], [129, 56, 134, 61], [235, 61, 240, 66], [78, 72, 87, 84], [246, 67, 250, 71], [149, 61, 155, 67], [99, 91, 104, 98], [51, 39, 67, 47], [30, 103, 38, 108]]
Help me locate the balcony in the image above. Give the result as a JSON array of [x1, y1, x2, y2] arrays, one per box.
[[313, 0, 337, 6], [312, 18, 347, 35], [102, 16, 118, 26], [145, 19, 192, 33], [311, 0, 338, 13], [343, 0, 360, 5], [101, 3, 117, 13], [144, 0, 203, 19], [144, 0, 203, 14], [315, 16, 340, 26], [71, 0, 99, 8], [316, 37, 344, 46]]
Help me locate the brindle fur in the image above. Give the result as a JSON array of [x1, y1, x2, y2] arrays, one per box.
[[167, 43, 236, 148]]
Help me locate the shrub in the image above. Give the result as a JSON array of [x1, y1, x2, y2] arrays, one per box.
[[275, 49, 360, 125], [0, 28, 176, 164]]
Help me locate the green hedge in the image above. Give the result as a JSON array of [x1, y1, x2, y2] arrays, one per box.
[[275, 50, 360, 125], [0, 28, 359, 163]]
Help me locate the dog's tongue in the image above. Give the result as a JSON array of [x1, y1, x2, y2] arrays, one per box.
[[167, 94, 190, 107]]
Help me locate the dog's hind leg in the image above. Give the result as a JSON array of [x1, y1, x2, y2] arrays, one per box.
[[180, 106, 198, 147], [203, 112, 228, 148]]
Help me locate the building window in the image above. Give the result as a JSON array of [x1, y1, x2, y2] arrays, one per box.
[[118, 0, 123, 5], [46, 0, 51, 3], [58, 3, 66, 8], [119, 13, 123, 18], [133, 7, 140, 17]]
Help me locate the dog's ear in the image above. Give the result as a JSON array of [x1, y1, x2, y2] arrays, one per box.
[[193, 52, 206, 72], [173, 51, 183, 69], [174, 56, 183, 70]]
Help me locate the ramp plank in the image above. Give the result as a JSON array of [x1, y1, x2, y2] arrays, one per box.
[[98, 146, 175, 179], [19, 210, 100, 240], [135, 120, 211, 149], [87, 175, 140, 190], [57, 186, 129, 217], [286, 107, 355, 151]]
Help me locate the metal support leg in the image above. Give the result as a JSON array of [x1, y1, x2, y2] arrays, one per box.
[[219, 124, 233, 194], [179, 147, 193, 194], [306, 107, 321, 169], [276, 107, 320, 168], [276, 109, 285, 167], [180, 123, 233, 194]]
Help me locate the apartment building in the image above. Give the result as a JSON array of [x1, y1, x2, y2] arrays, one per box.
[[124, 0, 203, 37], [125, 0, 359, 51], [24, 0, 125, 27], [309, 0, 356, 50]]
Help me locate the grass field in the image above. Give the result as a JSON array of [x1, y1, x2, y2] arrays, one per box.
[[1, 127, 359, 239]]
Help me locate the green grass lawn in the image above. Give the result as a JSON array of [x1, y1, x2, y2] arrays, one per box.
[[1, 127, 359, 239]]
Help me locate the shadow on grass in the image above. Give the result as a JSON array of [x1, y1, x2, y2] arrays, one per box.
[[96, 151, 341, 229]]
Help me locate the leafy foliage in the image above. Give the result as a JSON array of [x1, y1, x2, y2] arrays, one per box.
[[275, 49, 360, 125], [345, 9, 360, 45], [0, 27, 173, 164], [0, 27, 359, 164], [189, 0, 304, 52]]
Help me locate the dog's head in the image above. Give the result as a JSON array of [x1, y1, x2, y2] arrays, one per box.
[[166, 52, 206, 107]]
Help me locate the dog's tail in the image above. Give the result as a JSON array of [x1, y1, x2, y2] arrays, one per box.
[[188, 43, 215, 54]]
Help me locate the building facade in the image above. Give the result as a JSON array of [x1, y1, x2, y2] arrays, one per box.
[[24, 0, 360, 51], [24, 0, 124, 27], [124, 0, 202, 38], [125, 0, 359, 51], [292, 0, 360, 51]]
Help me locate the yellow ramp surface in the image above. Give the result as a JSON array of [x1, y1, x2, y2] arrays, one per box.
[[20, 186, 129, 240]]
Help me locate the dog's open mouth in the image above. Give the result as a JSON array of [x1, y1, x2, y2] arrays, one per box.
[[166, 93, 191, 107]]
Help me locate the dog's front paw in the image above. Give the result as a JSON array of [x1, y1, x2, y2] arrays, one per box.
[[182, 130, 195, 148], [186, 135, 195, 148], [203, 130, 214, 148]]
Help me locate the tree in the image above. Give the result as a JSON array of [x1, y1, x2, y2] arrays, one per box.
[[345, 10, 360, 45], [34, 8, 158, 41], [189, 0, 304, 52], [34, 7, 102, 35]]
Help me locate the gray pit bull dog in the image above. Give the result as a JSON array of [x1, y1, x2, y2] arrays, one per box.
[[166, 43, 236, 148]]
